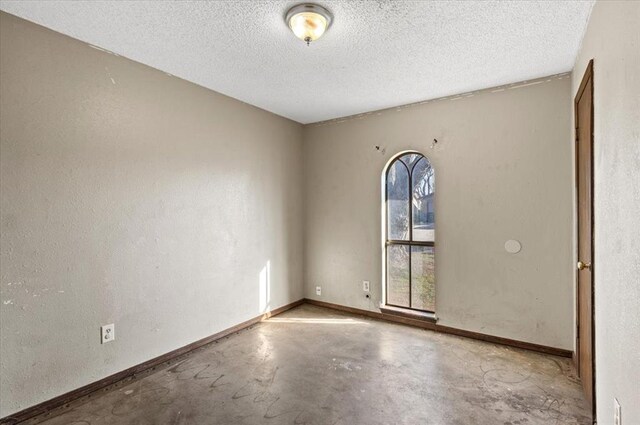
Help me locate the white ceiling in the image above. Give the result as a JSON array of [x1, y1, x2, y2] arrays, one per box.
[[0, 1, 594, 124]]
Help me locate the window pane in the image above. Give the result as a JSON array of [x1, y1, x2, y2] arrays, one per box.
[[412, 157, 435, 242], [411, 246, 435, 311], [386, 160, 409, 240], [399, 153, 420, 170], [387, 245, 410, 307]]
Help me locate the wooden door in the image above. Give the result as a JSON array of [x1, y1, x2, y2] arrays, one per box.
[[575, 60, 595, 411]]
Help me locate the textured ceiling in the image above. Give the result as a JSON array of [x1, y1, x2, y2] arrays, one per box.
[[0, 1, 593, 124]]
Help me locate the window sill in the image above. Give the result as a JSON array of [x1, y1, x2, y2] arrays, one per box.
[[379, 305, 438, 323]]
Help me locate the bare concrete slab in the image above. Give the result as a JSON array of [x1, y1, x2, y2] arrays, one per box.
[[34, 304, 591, 424]]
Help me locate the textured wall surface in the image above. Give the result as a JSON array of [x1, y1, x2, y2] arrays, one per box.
[[303, 75, 574, 350], [572, 1, 640, 423], [0, 12, 303, 417], [0, 1, 593, 123]]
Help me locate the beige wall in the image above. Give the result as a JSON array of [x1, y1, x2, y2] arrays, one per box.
[[303, 75, 574, 350], [0, 12, 303, 417], [571, 1, 640, 423]]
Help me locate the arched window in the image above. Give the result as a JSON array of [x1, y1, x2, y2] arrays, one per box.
[[385, 152, 435, 312]]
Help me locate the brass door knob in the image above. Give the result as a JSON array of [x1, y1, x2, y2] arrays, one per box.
[[577, 261, 592, 271]]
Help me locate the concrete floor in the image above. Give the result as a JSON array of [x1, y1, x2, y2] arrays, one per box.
[[35, 304, 591, 425]]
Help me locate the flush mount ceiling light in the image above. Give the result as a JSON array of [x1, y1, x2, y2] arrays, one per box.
[[286, 3, 333, 46]]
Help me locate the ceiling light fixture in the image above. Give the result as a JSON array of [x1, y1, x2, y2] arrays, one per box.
[[286, 3, 332, 46]]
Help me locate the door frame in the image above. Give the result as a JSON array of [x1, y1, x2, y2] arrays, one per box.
[[573, 59, 596, 417]]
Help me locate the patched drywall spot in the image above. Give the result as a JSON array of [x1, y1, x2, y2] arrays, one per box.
[[87, 43, 118, 56], [505, 240, 522, 254]]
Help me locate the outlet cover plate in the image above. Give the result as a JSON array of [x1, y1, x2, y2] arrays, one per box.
[[316, 286, 321, 296], [363, 280, 370, 292], [101, 323, 115, 344]]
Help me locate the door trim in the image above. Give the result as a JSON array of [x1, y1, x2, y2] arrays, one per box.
[[574, 59, 596, 417]]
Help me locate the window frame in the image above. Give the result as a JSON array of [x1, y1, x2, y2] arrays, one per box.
[[384, 152, 435, 313]]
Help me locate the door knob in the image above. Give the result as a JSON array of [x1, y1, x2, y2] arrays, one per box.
[[577, 261, 592, 271]]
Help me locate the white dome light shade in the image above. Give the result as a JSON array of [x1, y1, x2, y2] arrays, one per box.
[[286, 4, 333, 45]]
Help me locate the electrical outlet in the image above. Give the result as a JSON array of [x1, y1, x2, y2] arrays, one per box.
[[316, 286, 321, 296], [614, 398, 621, 425], [363, 280, 370, 292], [101, 323, 115, 344]]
